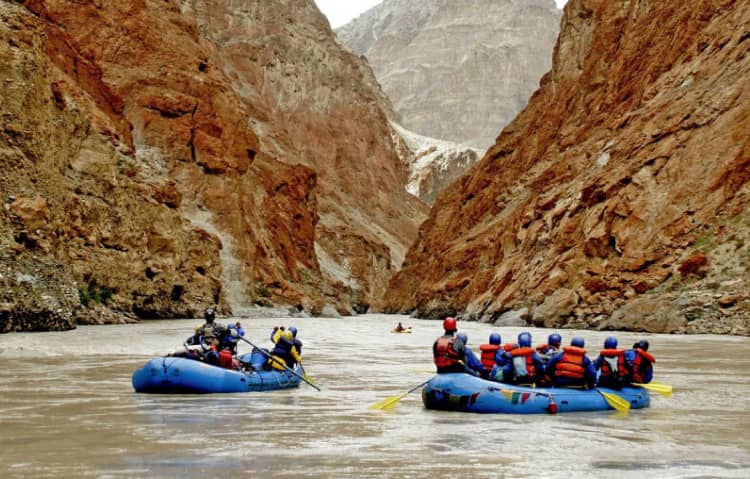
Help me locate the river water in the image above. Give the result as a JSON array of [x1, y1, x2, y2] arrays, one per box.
[[0, 314, 748, 479]]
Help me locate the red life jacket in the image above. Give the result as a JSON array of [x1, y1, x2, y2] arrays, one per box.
[[554, 346, 587, 379], [503, 343, 514, 352], [630, 348, 655, 383], [510, 347, 536, 378], [479, 344, 501, 371], [598, 348, 628, 379], [434, 336, 461, 369]]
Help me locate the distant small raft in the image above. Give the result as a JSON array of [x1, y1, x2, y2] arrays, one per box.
[[422, 373, 650, 414], [132, 351, 301, 394]]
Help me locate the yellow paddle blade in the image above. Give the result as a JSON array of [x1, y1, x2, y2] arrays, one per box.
[[633, 382, 673, 397], [598, 390, 631, 413], [369, 392, 408, 410]]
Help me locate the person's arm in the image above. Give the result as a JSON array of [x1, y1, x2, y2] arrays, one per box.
[[643, 361, 654, 383], [580, 357, 595, 387], [532, 353, 545, 379], [291, 346, 301, 364], [592, 355, 603, 371], [466, 349, 483, 373]]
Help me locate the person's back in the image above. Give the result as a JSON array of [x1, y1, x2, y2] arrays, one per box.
[[546, 337, 596, 389], [625, 340, 655, 384], [456, 332, 483, 376], [433, 317, 466, 374], [503, 332, 544, 386], [593, 336, 629, 389], [536, 333, 562, 366], [268, 330, 300, 370], [193, 308, 226, 348], [479, 333, 502, 378], [288, 326, 303, 355]]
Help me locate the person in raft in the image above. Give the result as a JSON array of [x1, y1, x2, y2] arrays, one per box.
[[288, 326, 303, 355], [456, 332, 485, 376], [593, 336, 630, 390], [220, 321, 245, 355], [545, 337, 597, 389], [478, 333, 503, 379], [498, 332, 546, 386], [394, 322, 411, 332], [536, 332, 563, 366], [433, 317, 470, 374], [267, 329, 301, 371], [625, 339, 655, 384]]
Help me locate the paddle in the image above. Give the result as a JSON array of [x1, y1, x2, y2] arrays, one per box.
[[633, 381, 673, 397], [596, 389, 630, 413], [299, 362, 315, 383], [369, 379, 431, 410], [238, 337, 321, 391]]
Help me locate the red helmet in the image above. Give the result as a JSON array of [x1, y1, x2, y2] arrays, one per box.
[[443, 317, 457, 332]]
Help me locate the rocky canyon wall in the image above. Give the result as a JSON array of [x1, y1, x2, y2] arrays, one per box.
[[337, 0, 562, 149], [0, 0, 426, 331], [385, 0, 750, 335]]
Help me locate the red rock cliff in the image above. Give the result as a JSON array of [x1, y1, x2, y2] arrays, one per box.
[[385, 0, 750, 335], [0, 0, 425, 330]]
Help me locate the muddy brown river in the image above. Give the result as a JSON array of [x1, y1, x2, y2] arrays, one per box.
[[0, 314, 748, 478]]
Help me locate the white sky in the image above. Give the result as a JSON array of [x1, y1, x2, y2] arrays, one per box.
[[315, 0, 569, 29]]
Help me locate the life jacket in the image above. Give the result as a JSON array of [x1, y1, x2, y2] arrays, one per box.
[[554, 346, 587, 380], [502, 343, 515, 352], [630, 348, 655, 383], [598, 348, 628, 379], [510, 347, 536, 379], [479, 344, 501, 371], [218, 349, 233, 369], [269, 337, 299, 369], [434, 336, 461, 369]]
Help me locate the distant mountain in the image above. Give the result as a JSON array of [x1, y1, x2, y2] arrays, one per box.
[[390, 123, 484, 205], [337, 0, 561, 149]]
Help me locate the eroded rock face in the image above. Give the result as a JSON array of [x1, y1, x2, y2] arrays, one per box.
[[0, 0, 425, 330], [385, 0, 750, 335], [337, 0, 561, 149], [178, 0, 427, 312]]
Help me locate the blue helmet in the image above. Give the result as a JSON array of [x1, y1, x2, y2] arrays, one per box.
[[456, 332, 468, 344], [489, 333, 501, 345], [604, 336, 618, 349], [518, 332, 532, 348], [289, 326, 298, 338], [634, 340, 649, 351], [571, 336, 585, 348], [548, 333, 562, 346]]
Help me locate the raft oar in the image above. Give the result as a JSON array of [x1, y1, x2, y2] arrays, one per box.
[[369, 379, 431, 411], [300, 362, 315, 383], [239, 337, 320, 391], [633, 382, 672, 397], [596, 389, 630, 413]]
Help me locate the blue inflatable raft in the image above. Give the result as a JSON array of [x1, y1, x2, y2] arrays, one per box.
[[422, 373, 650, 414], [132, 350, 302, 394]]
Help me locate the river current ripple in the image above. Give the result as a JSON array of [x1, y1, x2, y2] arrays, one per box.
[[0, 314, 748, 478]]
